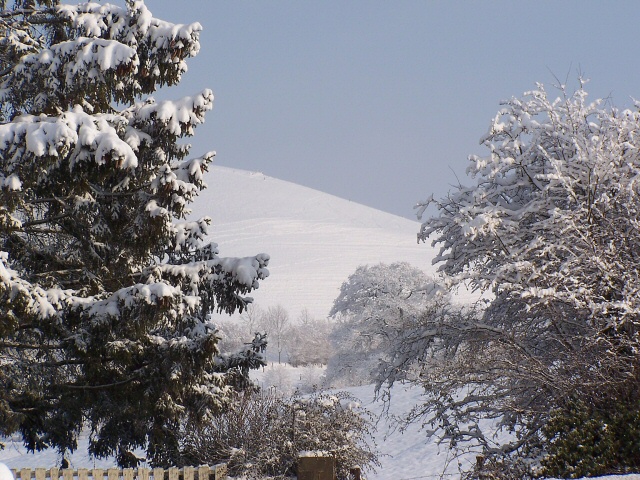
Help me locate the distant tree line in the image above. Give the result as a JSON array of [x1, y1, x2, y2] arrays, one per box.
[[215, 305, 333, 368]]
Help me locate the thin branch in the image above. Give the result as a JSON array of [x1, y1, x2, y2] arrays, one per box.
[[59, 375, 139, 390], [20, 213, 71, 228], [0, 341, 62, 350]]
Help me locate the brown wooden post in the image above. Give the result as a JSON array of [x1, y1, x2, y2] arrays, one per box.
[[107, 468, 119, 480], [212, 464, 227, 480], [19, 468, 31, 480], [298, 455, 336, 480], [152, 468, 163, 480]]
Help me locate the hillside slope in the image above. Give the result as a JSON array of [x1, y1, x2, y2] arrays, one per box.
[[190, 166, 459, 320]]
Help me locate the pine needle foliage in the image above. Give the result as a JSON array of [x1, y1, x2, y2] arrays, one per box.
[[0, 0, 269, 465]]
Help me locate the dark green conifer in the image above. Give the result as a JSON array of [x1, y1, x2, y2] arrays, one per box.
[[0, 0, 268, 464]]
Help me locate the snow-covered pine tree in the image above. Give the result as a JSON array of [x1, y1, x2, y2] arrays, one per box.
[[0, 0, 269, 465]]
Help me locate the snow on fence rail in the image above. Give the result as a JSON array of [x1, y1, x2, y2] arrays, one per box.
[[9, 465, 228, 480]]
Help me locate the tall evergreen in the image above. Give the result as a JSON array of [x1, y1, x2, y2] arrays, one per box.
[[0, 0, 269, 464]]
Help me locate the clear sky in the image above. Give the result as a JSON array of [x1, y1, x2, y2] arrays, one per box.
[[148, 1, 640, 219]]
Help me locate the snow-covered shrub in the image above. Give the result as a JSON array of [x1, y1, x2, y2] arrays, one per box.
[[0, 464, 13, 480], [253, 363, 326, 395], [541, 394, 640, 478], [261, 363, 295, 396], [287, 391, 379, 479], [0, 0, 269, 464], [465, 455, 537, 480], [179, 390, 379, 479], [296, 365, 326, 393]]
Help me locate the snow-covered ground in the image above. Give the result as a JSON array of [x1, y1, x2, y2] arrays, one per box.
[[0, 464, 14, 480], [252, 363, 473, 480], [3, 375, 461, 478], [3, 364, 640, 480]]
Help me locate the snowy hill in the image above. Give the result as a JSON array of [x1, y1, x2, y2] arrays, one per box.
[[190, 165, 470, 320]]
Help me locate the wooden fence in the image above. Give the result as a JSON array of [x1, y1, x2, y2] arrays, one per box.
[[10, 465, 227, 480]]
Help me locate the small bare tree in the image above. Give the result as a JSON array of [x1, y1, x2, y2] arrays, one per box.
[[240, 303, 264, 337], [285, 309, 333, 366], [262, 305, 290, 364]]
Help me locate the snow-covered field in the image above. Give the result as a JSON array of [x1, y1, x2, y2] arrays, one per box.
[[1, 167, 460, 476], [251, 363, 474, 480], [0, 369, 468, 478], [252, 365, 640, 480]]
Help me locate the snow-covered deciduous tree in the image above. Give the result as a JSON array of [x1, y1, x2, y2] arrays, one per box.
[[212, 317, 247, 354], [324, 262, 447, 388], [285, 309, 332, 367], [408, 81, 640, 476], [0, 0, 268, 465]]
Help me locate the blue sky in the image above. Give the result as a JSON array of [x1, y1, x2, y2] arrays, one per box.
[[149, 1, 640, 219]]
